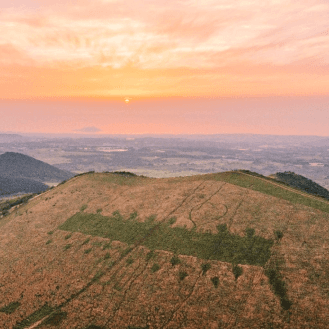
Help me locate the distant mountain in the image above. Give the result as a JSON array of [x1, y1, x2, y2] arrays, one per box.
[[270, 171, 329, 200], [0, 176, 48, 196], [0, 152, 74, 183]]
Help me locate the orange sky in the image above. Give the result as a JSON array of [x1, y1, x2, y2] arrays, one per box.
[[0, 1, 329, 134]]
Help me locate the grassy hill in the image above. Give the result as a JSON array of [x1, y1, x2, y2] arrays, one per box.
[[0, 152, 74, 183], [0, 171, 328, 328]]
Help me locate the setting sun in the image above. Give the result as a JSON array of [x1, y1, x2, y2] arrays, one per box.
[[0, 0, 328, 135]]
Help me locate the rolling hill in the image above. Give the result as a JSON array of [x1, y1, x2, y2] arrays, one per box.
[[0, 152, 74, 183], [0, 171, 328, 328]]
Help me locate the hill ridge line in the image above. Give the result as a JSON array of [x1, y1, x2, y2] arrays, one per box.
[[237, 170, 329, 205]]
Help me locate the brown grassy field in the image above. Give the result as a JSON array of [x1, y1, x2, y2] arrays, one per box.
[[0, 172, 328, 328]]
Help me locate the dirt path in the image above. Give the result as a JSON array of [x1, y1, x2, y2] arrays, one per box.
[[26, 316, 48, 329], [237, 171, 329, 205]]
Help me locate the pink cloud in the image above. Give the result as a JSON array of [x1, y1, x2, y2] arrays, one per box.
[[0, 0, 328, 98], [0, 44, 34, 65]]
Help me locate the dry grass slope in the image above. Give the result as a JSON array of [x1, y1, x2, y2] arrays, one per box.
[[0, 171, 328, 329]]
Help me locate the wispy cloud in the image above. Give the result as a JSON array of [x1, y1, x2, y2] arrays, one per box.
[[0, 0, 328, 98]]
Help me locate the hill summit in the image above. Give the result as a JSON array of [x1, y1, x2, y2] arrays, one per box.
[[0, 152, 73, 183], [0, 171, 328, 328]]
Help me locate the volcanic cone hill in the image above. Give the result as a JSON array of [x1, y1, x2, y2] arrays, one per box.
[[0, 171, 329, 328], [0, 152, 74, 183]]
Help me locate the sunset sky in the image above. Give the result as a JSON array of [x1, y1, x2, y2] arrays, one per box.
[[1, 0, 329, 134]]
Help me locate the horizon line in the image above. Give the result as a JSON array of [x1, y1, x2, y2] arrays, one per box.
[[2, 132, 329, 138]]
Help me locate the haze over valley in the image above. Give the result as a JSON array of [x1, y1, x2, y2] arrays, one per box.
[[1, 133, 329, 189]]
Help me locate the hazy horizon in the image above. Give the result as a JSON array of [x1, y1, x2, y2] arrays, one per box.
[[1, 1, 328, 135], [1, 96, 329, 135]]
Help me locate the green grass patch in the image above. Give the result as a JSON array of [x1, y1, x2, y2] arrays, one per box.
[[146, 214, 157, 223], [274, 230, 284, 241], [114, 283, 122, 291], [201, 263, 211, 275], [151, 263, 161, 273], [84, 248, 92, 254], [145, 250, 155, 261], [92, 271, 104, 283], [121, 247, 132, 257], [13, 304, 54, 329], [64, 233, 72, 240], [126, 257, 134, 265], [63, 244, 72, 251], [0, 301, 21, 314], [211, 276, 219, 288], [102, 242, 112, 250], [265, 259, 292, 311], [179, 271, 188, 281], [129, 211, 138, 220], [112, 210, 123, 220], [46, 239, 52, 245], [168, 217, 177, 225], [47, 230, 54, 235], [82, 237, 90, 246], [245, 228, 255, 238], [59, 213, 273, 266], [210, 171, 329, 213], [80, 204, 88, 212], [232, 264, 243, 280], [170, 255, 181, 266]]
